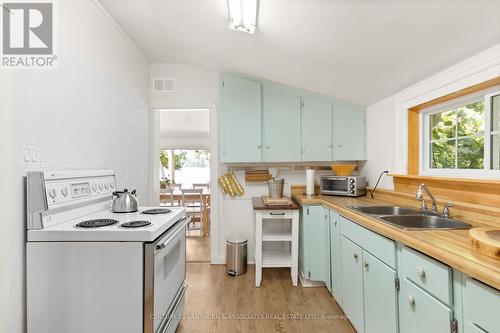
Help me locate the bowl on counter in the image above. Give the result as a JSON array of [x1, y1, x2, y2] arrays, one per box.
[[331, 164, 356, 176]]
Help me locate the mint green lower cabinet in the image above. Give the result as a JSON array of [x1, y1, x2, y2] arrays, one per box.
[[329, 210, 342, 306], [341, 235, 364, 333], [401, 278, 453, 333], [323, 208, 332, 293], [363, 250, 398, 333], [463, 277, 500, 333], [300, 206, 329, 283]]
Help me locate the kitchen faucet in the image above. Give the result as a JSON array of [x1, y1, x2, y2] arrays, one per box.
[[416, 184, 438, 213]]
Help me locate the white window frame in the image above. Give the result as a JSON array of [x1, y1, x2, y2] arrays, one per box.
[[420, 87, 500, 178]]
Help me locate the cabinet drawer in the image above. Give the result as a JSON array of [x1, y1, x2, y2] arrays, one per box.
[[340, 215, 396, 268], [261, 211, 295, 219], [402, 247, 451, 305], [465, 278, 500, 333], [401, 278, 453, 333]]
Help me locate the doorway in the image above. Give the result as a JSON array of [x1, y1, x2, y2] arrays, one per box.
[[156, 109, 212, 263]]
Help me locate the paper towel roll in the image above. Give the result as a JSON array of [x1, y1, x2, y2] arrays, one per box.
[[306, 169, 315, 196]]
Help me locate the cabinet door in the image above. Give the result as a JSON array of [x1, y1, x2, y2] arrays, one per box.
[[323, 208, 332, 293], [303, 206, 329, 282], [363, 251, 398, 333], [222, 74, 262, 162], [330, 210, 343, 306], [464, 277, 500, 333], [333, 100, 366, 160], [262, 85, 302, 162], [401, 278, 453, 333], [302, 96, 333, 161], [341, 236, 364, 333]]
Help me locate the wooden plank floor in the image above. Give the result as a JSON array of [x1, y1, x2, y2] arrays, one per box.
[[178, 263, 355, 333], [186, 233, 211, 263]]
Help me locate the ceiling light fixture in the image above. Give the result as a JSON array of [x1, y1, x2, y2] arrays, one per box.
[[227, 0, 258, 34]]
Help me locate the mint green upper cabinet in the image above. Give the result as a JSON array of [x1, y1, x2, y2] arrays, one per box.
[[301, 96, 333, 161], [262, 85, 302, 162], [329, 210, 343, 305], [341, 235, 365, 333], [363, 250, 398, 333], [333, 100, 366, 160], [221, 74, 262, 162]]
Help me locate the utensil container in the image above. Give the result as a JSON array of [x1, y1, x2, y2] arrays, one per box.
[[267, 178, 285, 199]]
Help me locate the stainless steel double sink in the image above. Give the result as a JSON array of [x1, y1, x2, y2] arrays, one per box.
[[349, 205, 472, 230]]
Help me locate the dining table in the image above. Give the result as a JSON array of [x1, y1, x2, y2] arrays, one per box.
[[160, 188, 211, 236]]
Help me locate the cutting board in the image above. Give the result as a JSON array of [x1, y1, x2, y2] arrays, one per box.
[[262, 196, 293, 206], [469, 227, 500, 259]]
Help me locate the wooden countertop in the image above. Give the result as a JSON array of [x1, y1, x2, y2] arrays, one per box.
[[292, 191, 500, 290], [252, 197, 300, 210]]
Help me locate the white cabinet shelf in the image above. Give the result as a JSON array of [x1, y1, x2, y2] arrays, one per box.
[[262, 224, 292, 241], [263, 250, 292, 267]]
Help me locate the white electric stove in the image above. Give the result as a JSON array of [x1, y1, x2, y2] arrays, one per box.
[[26, 170, 187, 333]]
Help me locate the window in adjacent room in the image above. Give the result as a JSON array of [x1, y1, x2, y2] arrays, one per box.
[[421, 89, 500, 176]]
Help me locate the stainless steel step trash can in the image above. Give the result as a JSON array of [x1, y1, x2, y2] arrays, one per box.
[[226, 235, 247, 276]]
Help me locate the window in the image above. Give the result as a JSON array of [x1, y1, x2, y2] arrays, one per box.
[[421, 89, 500, 176]]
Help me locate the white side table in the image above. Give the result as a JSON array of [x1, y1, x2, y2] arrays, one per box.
[[252, 197, 300, 287]]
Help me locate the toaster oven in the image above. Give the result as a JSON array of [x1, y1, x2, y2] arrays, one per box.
[[320, 175, 366, 197]]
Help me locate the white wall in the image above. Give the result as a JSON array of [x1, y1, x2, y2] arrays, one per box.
[[3, 1, 151, 332], [0, 68, 11, 333], [359, 96, 396, 190], [361, 43, 500, 189]]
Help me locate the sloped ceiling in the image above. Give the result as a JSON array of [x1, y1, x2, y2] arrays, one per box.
[[99, 0, 500, 105]]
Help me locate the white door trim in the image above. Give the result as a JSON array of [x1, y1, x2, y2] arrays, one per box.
[[151, 101, 222, 265]]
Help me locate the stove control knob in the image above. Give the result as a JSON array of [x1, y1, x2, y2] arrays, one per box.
[[48, 189, 57, 199], [61, 187, 68, 197], [349, 179, 355, 184], [349, 190, 355, 195], [98, 184, 103, 190], [349, 184, 355, 189], [109, 183, 114, 189], [92, 184, 97, 192], [104, 184, 109, 190]]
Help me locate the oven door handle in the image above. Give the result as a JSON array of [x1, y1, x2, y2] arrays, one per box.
[[154, 216, 190, 253]]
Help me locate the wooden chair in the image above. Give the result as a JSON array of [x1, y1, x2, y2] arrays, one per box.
[[192, 183, 211, 235], [181, 188, 204, 231], [159, 187, 175, 206]]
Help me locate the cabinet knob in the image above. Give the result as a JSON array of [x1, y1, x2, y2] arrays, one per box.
[[257, 145, 262, 149], [352, 253, 358, 260], [265, 145, 270, 149], [337, 144, 342, 148], [416, 266, 425, 278], [363, 262, 369, 269], [334, 220, 338, 226], [407, 295, 415, 305]]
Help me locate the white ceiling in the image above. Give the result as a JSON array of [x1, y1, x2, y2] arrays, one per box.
[[99, 0, 500, 105], [159, 109, 209, 137]]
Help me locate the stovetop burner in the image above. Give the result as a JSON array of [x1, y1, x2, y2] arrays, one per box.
[[120, 220, 152, 228], [142, 208, 172, 215], [76, 219, 119, 228]]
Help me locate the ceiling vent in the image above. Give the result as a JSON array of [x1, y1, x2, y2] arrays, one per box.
[[153, 78, 176, 93]]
